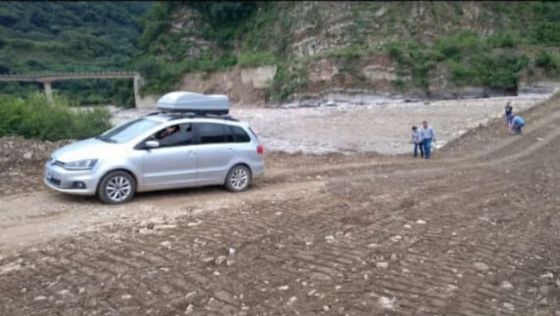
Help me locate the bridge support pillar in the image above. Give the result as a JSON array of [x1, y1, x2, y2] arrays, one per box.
[[43, 81, 53, 105], [133, 74, 144, 108]]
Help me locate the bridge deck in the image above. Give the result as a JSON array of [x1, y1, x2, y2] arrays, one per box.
[[0, 71, 139, 82]]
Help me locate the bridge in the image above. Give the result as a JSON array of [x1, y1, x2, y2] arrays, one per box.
[[0, 71, 144, 107]]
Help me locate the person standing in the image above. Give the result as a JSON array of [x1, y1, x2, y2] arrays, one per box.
[[504, 102, 513, 127], [420, 120, 436, 159], [411, 126, 423, 158]]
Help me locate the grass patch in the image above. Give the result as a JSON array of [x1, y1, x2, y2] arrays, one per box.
[[237, 51, 276, 67], [324, 46, 367, 60]]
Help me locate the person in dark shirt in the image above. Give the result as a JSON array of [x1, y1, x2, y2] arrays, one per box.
[[411, 126, 423, 158], [504, 102, 513, 127]]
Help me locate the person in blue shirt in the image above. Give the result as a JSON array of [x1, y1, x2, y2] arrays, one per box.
[[419, 120, 436, 159], [511, 115, 525, 135]]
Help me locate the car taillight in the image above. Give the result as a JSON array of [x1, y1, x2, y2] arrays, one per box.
[[257, 144, 264, 155]]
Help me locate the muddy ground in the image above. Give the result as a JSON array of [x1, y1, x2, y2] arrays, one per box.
[[1, 93, 560, 315]]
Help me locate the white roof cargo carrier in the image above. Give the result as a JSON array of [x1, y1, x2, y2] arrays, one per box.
[[156, 91, 230, 115]]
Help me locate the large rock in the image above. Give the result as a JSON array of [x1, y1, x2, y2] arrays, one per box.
[[362, 65, 398, 81], [241, 65, 278, 89]]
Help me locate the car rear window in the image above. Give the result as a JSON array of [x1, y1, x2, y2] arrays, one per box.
[[231, 126, 251, 143], [248, 127, 260, 142]]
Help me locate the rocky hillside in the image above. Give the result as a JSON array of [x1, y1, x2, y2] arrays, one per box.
[[137, 2, 560, 104]]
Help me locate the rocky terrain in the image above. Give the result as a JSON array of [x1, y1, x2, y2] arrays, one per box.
[[0, 92, 559, 315], [127, 92, 552, 154]]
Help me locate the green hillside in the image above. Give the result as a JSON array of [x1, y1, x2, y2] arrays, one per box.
[[0, 1, 151, 106], [0, 2, 559, 106], [136, 2, 560, 101]]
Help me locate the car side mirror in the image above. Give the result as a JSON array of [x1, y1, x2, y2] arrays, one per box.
[[145, 140, 160, 149]]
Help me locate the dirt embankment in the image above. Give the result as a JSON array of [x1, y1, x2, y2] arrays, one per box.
[[0, 137, 70, 196]]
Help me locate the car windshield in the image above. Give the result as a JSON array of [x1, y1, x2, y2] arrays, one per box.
[[96, 118, 160, 144]]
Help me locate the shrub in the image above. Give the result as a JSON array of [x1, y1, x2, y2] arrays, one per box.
[[472, 52, 529, 90], [0, 93, 112, 141], [535, 50, 560, 75], [487, 32, 518, 48], [268, 62, 308, 102], [385, 43, 405, 63], [435, 31, 485, 61], [188, 2, 257, 26], [531, 21, 560, 44], [448, 60, 478, 85], [385, 41, 438, 88]]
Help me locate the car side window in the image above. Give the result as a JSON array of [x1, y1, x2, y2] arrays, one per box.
[[150, 123, 194, 148], [232, 126, 251, 143], [197, 123, 232, 144]]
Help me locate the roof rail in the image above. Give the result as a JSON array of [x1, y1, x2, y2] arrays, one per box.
[[145, 111, 162, 116], [146, 110, 238, 122], [169, 112, 238, 121]]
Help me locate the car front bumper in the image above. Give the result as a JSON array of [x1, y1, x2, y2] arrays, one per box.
[[44, 164, 98, 196]]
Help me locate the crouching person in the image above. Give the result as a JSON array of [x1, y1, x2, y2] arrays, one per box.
[[511, 115, 525, 135]]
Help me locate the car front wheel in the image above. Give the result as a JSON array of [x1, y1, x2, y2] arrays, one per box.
[[97, 171, 136, 204], [225, 164, 252, 192]]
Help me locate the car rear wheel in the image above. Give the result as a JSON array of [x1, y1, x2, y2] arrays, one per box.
[[225, 164, 251, 192], [98, 171, 136, 204]]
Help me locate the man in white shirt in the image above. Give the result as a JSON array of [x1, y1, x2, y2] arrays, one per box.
[[419, 120, 436, 159]]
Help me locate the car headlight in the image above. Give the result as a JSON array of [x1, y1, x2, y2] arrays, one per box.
[[64, 159, 98, 170]]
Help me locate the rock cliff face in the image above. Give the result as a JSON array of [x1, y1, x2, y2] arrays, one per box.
[[178, 67, 274, 106], [140, 2, 560, 105]]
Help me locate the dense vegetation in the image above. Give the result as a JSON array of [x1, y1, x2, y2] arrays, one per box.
[[134, 2, 259, 94], [0, 93, 112, 141], [385, 32, 532, 93], [0, 2, 151, 106], [382, 2, 560, 93], [1, 1, 560, 108]]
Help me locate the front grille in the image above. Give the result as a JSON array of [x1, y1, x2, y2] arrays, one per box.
[[47, 177, 61, 186]]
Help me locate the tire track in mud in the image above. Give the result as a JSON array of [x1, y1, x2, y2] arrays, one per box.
[[2, 156, 556, 315]]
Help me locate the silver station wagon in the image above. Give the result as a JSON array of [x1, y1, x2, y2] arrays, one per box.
[[44, 92, 265, 204]]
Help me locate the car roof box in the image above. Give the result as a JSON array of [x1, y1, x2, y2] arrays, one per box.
[[157, 91, 230, 115]]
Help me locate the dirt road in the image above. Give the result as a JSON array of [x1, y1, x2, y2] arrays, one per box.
[[1, 94, 560, 315]]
